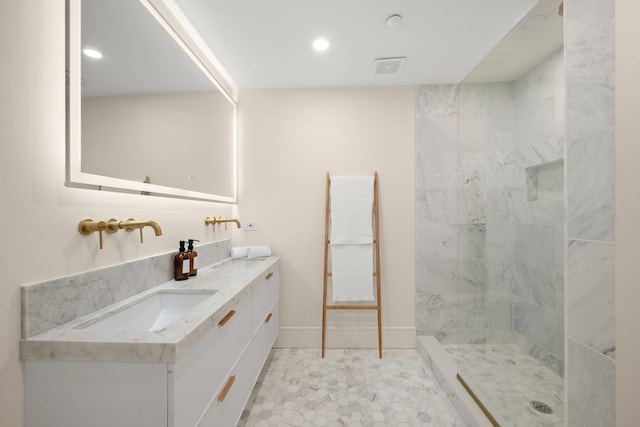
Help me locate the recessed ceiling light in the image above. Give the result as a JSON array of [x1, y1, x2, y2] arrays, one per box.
[[520, 15, 546, 31], [385, 14, 403, 28], [312, 39, 330, 52], [83, 48, 103, 59]]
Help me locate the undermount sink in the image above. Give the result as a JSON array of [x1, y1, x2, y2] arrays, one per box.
[[78, 289, 217, 332]]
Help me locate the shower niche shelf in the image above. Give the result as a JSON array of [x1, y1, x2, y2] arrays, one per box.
[[525, 159, 564, 201]]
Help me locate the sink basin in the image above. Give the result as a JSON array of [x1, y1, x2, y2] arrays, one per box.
[[79, 290, 217, 332]]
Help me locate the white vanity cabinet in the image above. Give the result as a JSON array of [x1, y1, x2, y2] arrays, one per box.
[[197, 268, 280, 426], [24, 261, 279, 427], [172, 289, 253, 427]]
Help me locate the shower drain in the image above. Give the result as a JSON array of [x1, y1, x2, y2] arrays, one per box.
[[530, 400, 554, 414]]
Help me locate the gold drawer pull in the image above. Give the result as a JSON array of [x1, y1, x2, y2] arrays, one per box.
[[264, 313, 273, 323], [265, 272, 274, 280], [217, 375, 236, 402], [218, 310, 236, 327]]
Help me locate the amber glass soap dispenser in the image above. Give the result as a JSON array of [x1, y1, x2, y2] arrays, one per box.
[[187, 239, 199, 276], [174, 240, 190, 281]]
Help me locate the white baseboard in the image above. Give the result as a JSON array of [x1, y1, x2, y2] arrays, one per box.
[[274, 326, 416, 349]]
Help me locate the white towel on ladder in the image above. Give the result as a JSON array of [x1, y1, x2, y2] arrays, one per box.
[[329, 175, 375, 302], [331, 244, 374, 301], [330, 176, 374, 245]]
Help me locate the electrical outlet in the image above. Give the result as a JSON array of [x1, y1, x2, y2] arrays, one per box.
[[244, 221, 258, 231]]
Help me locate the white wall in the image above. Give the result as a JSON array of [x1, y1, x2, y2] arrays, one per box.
[[0, 3, 234, 425], [236, 88, 416, 348], [615, 0, 640, 423]]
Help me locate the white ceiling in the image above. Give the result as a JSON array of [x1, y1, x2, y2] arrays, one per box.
[[171, 0, 542, 89], [464, 0, 564, 83], [80, 0, 563, 95]]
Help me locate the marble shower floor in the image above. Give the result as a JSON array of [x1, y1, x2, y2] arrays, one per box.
[[447, 344, 564, 427], [239, 348, 467, 427]]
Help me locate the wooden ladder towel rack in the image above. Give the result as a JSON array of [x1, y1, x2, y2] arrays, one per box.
[[321, 172, 382, 359]]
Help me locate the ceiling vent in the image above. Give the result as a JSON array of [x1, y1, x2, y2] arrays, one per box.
[[373, 57, 406, 75]]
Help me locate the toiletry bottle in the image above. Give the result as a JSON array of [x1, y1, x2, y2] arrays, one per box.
[[174, 241, 190, 281], [187, 239, 199, 276]]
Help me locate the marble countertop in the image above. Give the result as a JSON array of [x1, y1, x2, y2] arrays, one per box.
[[20, 257, 279, 363]]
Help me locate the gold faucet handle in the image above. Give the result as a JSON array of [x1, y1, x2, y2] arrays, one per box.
[[78, 218, 104, 234], [105, 218, 119, 234], [77, 219, 106, 250], [120, 218, 144, 243]]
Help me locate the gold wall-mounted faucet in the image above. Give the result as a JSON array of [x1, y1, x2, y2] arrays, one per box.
[[78, 218, 162, 249], [205, 216, 241, 231]]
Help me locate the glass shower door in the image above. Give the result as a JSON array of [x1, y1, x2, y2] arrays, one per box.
[[455, 5, 566, 424]]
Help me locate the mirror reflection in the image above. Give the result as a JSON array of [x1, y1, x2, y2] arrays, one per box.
[[73, 0, 236, 201]]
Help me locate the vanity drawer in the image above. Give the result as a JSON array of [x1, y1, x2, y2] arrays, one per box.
[[250, 300, 279, 383], [196, 348, 254, 427], [251, 267, 279, 334], [173, 295, 252, 427]]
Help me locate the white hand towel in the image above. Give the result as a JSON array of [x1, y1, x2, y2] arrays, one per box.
[[231, 246, 272, 259], [247, 246, 272, 259], [231, 246, 249, 258], [330, 176, 374, 245], [330, 244, 374, 302]]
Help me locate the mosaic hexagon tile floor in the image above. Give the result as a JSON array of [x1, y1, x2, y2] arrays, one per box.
[[238, 348, 467, 427]]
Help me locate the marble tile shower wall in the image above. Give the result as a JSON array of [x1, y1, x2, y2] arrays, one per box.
[[565, 0, 616, 425], [415, 50, 565, 374], [416, 82, 520, 346], [416, 84, 459, 344]]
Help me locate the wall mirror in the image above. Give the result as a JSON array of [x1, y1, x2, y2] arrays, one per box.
[[66, 0, 237, 203]]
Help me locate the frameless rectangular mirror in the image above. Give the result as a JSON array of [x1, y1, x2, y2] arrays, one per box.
[[67, 0, 237, 203]]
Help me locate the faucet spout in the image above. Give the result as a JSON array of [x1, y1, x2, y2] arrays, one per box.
[[144, 220, 163, 236], [204, 217, 241, 229], [122, 220, 162, 236], [107, 219, 163, 236]]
